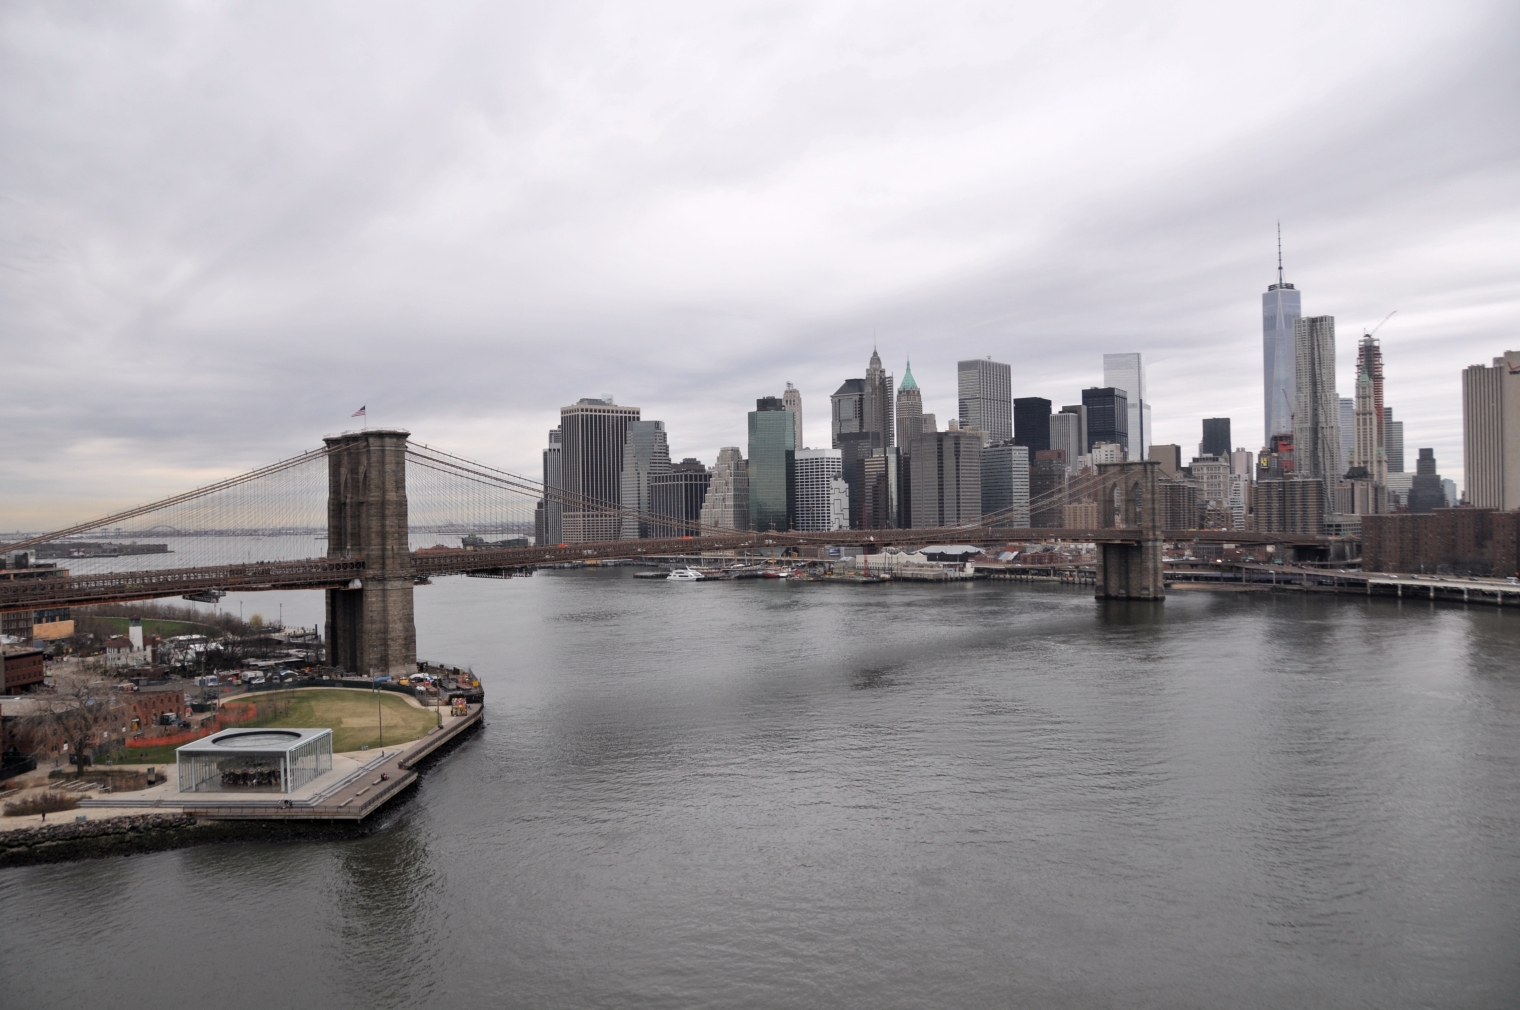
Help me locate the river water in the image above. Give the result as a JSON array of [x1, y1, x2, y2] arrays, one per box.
[[4, 569, 1519, 1008]]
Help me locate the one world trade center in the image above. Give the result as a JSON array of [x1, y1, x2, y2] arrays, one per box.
[[1263, 228, 1302, 445]]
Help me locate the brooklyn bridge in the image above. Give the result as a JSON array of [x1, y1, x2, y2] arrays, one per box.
[[1, 429, 1330, 674]]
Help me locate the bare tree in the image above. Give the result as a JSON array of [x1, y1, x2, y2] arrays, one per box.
[[26, 675, 122, 779]]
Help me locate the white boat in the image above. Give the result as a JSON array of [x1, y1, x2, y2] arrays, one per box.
[[667, 567, 705, 582]]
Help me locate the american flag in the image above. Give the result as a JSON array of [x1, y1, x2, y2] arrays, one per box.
[[351, 406, 366, 417]]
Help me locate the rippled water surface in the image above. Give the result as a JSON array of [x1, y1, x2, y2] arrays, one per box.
[[5, 571, 1519, 1009]]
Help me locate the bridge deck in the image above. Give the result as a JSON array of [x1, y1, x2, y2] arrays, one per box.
[[1, 528, 1334, 612]]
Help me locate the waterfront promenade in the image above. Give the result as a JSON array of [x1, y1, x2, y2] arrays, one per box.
[[0, 700, 483, 830]]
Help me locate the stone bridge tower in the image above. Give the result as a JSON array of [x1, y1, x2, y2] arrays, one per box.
[[325, 429, 417, 675], [1093, 459, 1166, 601]]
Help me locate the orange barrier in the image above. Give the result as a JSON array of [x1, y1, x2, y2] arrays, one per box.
[[125, 704, 258, 748]]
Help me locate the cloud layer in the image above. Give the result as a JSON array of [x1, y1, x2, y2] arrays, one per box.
[[3, 0, 1518, 528]]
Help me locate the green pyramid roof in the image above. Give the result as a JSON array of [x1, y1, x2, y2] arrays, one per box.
[[900, 359, 918, 391]]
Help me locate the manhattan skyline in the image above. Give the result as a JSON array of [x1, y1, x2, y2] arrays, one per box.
[[2, 2, 1517, 528]]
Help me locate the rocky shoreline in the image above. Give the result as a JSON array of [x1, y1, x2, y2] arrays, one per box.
[[0, 813, 373, 868]]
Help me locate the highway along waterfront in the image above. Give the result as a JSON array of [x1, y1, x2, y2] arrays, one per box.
[[4, 567, 1519, 1008]]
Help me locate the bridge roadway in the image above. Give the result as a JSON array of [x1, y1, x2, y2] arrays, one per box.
[[0, 527, 1331, 613]]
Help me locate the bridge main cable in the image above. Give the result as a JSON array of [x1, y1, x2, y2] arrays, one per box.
[[0, 445, 337, 555]]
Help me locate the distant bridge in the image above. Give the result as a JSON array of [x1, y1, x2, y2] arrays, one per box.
[[1, 429, 1332, 673]]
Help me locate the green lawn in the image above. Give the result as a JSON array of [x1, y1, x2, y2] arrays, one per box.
[[94, 616, 221, 638], [239, 688, 439, 752]]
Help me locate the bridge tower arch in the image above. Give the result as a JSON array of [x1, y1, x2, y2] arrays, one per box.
[[324, 429, 417, 675], [1093, 460, 1165, 601]]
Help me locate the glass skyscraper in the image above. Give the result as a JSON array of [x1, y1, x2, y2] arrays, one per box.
[[1102, 353, 1147, 460], [1263, 241, 1302, 445], [748, 397, 796, 532]]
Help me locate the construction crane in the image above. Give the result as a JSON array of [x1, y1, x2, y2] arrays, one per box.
[[1364, 310, 1397, 338]]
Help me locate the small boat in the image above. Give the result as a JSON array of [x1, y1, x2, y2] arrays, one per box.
[[667, 567, 705, 582], [761, 568, 793, 578]]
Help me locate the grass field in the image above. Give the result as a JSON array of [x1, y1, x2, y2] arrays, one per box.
[[113, 688, 440, 763], [238, 688, 439, 752], [92, 616, 221, 639]]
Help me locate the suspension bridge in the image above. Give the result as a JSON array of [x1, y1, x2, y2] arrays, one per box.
[[1, 429, 1329, 674]]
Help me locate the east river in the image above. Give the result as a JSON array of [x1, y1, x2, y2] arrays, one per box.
[[4, 568, 1519, 1008]]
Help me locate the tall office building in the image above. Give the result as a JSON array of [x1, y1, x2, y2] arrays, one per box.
[[860, 448, 903, 529], [1384, 408, 1404, 472], [782, 382, 804, 450], [910, 430, 983, 528], [838, 431, 883, 528], [699, 448, 750, 530], [1081, 387, 1128, 452], [1408, 449, 1447, 513], [1201, 418, 1231, 459], [1013, 397, 1052, 452], [958, 358, 1012, 443], [795, 448, 845, 531], [831, 378, 865, 446], [650, 459, 710, 538], [1263, 232, 1303, 444], [1149, 444, 1182, 477], [1462, 351, 1520, 509], [748, 397, 796, 532], [1349, 355, 1386, 490], [560, 397, 640, 542], [896, 362, 924, 450], [536, 427, 563, 546], [864, 350, 895, 448], [1029, 451, 1067, 527], [1339, 398, 1355, 477], [981, 443, 1031, 527], [1358, 335, 1386, 449], [1103, 352, 1147, 459], [1292, 316, 1340, 511], [1050, 412, 1083, 474], [618, 420, 671, 539]]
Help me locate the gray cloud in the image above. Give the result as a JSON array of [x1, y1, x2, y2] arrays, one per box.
[[3, 0, 1517, 528]]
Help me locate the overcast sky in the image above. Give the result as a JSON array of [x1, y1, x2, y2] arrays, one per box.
[[3, 0, 1518, 530]]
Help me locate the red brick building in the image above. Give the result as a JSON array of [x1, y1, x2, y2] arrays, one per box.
[[1362, 510, 1520, 577], [1, 647, 45, 694]]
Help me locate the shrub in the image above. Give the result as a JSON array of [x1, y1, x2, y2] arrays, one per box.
[[4, 792, 81, 817]]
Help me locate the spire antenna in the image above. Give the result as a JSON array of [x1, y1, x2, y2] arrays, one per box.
[[1277, 221, 1284, 286]]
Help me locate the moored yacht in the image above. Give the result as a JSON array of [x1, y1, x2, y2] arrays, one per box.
[[667, 567, 705, 581]]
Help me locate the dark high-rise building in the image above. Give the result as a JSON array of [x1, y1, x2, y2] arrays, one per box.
[[650, 459, 711, 537], [860, 448, 902, 529], [1013, 397, 1052, 452], [837, 431, 882, 529], [1408, 448, 1446, 513], [958, 358, 1012, 443], [1081, 387, 1128, 452], [560, 398, 640, 542], [1201, 418, 1231, 459], [1029, 450, 1067, 528], [864, 349, 895, 448], [830, 378, 866, 447], [1384, 408, 1404, 473], [748, 397, 796, 532], [910, 430, 982, 528]]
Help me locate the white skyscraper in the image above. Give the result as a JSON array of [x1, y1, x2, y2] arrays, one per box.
[[1102, 352, 1147, 460], [783, 382, 804, 450], [794, 448, 844, 531], [1263, 229, 1303, 444]]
